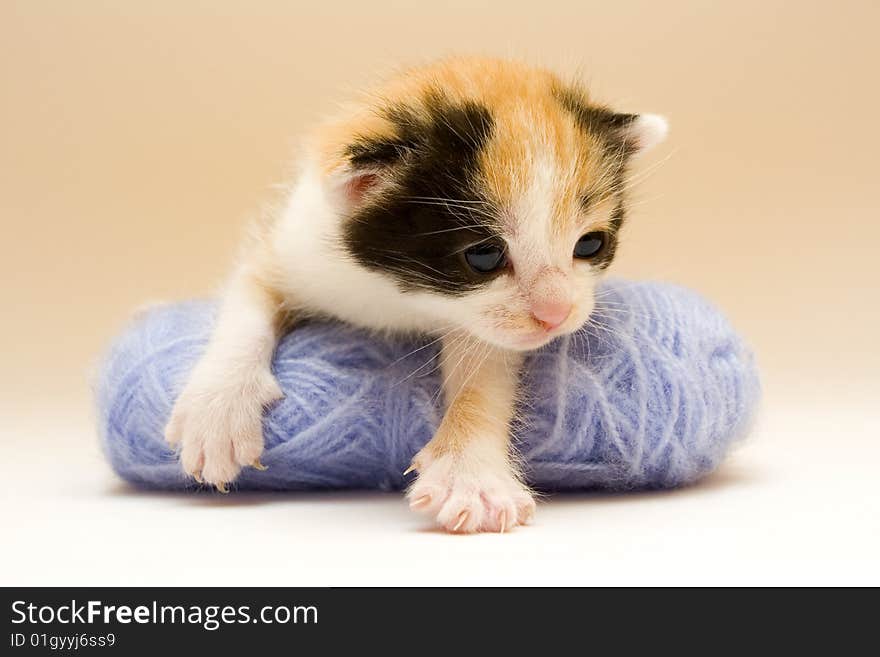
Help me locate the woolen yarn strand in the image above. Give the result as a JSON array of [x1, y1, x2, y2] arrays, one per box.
[[96, 279, 760, 491]]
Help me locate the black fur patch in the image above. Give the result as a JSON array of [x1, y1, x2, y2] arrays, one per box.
[[342, 92, 502, 296], [556, 85, 637, 269], [609, 199, 626, 232], [554, 84, 637, 199], [586, 201, 625, 270], [554, 86, 638, 156]]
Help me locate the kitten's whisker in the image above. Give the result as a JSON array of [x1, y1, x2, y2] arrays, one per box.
[[386, 325, 460, 369], [410, 225, 485, 237], [579, 322, 618, 352], [623, 193, 666, 211], [402, 199, 498, 222], [614, 147, 678, 196], [450, 340, 493, 406], [392, 328, 468, 388], [383, 253, 451, 279], [405, 195, 490, 205]]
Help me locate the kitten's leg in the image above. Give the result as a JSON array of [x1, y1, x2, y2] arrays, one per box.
[[165, 266, 284, 490], [406, 336, 536, 533]]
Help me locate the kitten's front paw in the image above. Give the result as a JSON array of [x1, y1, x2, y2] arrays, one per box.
[[164, 369, 282, 491], [406, 450, 536, 533]]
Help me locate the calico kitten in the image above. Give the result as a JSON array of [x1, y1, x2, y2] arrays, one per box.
[[165, 57, 667, 533]]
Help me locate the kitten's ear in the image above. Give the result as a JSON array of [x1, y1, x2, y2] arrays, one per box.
[[615, 113, 669, 157], [558, 86, 668, 157], [329, 136, 415, 208], [332, 167, 385, 208], [326, 161, 396, 211]]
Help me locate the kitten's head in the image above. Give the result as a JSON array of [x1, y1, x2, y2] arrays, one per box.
[[321, 58, 667, 351]]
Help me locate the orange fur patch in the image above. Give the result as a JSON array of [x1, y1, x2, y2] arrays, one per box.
[[313, 57, 619, 239]]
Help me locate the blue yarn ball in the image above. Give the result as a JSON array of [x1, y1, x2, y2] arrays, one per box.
[[96, 279, 760, 492]]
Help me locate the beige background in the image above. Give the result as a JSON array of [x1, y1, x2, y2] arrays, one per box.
[[1, 1, 878, 585]]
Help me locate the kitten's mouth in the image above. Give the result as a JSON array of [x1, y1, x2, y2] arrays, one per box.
[[507, 329, 560, 351], [481, 317, 580, 351]]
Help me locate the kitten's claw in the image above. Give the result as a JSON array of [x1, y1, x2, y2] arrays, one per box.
[[252, 459, 268, 471], [452, 510, 470, 532], [410, 494, 432, 509], [403, 464, 417, 476], [406, 450, 536, 533], [165, 366, 279, 491]]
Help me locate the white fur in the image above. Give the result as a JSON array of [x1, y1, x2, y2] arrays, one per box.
[[165, 270, 282, 488], [406, 335, 535, 533], [165, 108, 667, 532], [628, 113, 669, 156], [270, 163, 584, 351], [407, 446, 536, 532], [272, 167, 445, 334]]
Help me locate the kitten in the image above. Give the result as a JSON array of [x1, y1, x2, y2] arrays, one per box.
[[165, 57, 667, 533]]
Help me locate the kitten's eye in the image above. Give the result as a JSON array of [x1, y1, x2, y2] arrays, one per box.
[[574, 231, 607, 259], [464, 242, 507, 273]]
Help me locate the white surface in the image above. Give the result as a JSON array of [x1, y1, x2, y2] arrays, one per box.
[[2, 399, 878, 586]]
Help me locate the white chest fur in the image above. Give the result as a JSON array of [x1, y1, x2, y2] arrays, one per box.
[[272, 169, 448, 335]]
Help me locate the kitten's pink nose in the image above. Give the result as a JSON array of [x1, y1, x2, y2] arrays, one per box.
[[531, 300, 572, 331]]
